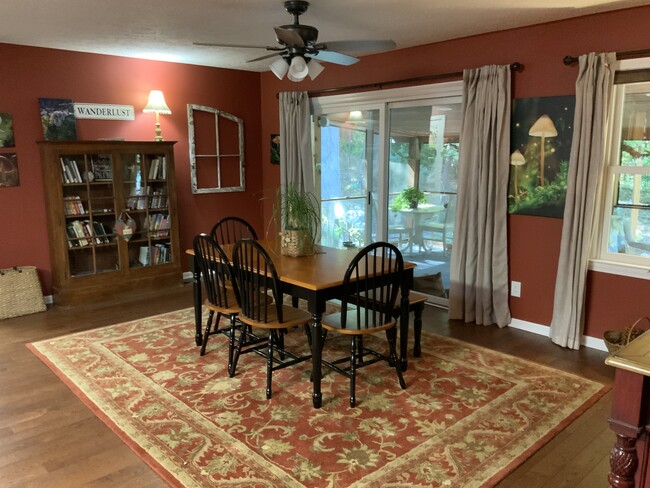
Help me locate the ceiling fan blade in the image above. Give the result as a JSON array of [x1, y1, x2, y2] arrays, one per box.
[[247, 52, 286, 63], [274, 27, 305, 47], [193, 42, 269, 49], [313, 40, 396, 53], [308, 50, 359, 66]]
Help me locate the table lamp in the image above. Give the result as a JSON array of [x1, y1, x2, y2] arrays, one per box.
[[143, 90, 171, 141]]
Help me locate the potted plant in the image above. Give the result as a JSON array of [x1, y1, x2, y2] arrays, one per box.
[[274, 183, 321, 257], [390, 186, 427, 211]]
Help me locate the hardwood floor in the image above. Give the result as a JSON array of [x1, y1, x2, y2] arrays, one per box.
[[0, 283, 615, 487]]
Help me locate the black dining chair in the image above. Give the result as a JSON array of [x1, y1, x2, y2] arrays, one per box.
[[320, 241, 406, 407], [230, 239, 312, 399], [193, 234, 241, 365], [210, 216, 257, 245], [202, 217, 257, 344]]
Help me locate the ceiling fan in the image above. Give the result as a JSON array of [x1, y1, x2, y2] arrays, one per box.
[[194, 0, 396, 82]]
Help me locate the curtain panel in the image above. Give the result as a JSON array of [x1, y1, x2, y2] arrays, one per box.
[[279, 92, 314, 194], [550, 52, 616, 349], [449, 64, 512, 327]]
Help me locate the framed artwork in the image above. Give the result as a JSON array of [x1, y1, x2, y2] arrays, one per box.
[[0, 113, 15, 147], [0, 153, 19, 187], [270, 134, 280, 164], [509, 95, 575, 218], [39, 98, 77, 141]]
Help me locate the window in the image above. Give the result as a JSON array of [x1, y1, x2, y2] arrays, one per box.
[[187, 104, 245, 194], [595, 59, 650, 274]]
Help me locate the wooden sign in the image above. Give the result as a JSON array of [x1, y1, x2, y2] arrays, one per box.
[[74, 103, 135, 120]]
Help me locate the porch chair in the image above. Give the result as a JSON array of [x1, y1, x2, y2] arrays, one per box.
[[320, 241, 406, 407], [193, 234, 241, 365], [230, 239, 312, 399]]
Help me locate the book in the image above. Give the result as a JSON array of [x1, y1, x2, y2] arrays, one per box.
[[92, 154, 113, 181]]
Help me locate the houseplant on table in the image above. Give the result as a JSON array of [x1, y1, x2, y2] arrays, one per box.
[[274, 183, 320, 257], [390, 186, 427, 211]]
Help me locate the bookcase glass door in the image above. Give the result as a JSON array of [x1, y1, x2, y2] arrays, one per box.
[[61, 153, 119, 277], [122, 152, 172, 269]]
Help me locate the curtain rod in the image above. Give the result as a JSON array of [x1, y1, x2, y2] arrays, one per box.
[[275, 62, 521, 98], [563, 48, 650, 65]]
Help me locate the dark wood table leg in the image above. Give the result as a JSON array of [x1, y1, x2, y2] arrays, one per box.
[[192, 254, 202, 346], [608, 369, 646, 487], [399, 286, 409, 371], [311, 312, 323, 408], [413, 302, 424, 357]]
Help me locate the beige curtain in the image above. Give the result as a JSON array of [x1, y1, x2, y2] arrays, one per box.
[[279, 92, 314, 194], [449, 65, 512, 327], [550, 53, 615, 349]]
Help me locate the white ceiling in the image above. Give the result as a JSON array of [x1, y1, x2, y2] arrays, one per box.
[[1, 0, 649, 72]]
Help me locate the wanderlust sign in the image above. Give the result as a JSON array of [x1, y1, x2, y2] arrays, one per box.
[[74, 103, 135, 120]]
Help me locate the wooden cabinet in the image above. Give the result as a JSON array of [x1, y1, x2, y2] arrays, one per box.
[[39, 140, 182, 305]]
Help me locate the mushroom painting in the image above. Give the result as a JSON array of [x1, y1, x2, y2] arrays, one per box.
[[509, 96, 575, 218]]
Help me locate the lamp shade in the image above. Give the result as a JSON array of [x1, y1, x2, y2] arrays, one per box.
[[143, 90, 171, 114], [270, 57, 290, 80], [287, 56, 309, 82], [307, 59, 324, 80]]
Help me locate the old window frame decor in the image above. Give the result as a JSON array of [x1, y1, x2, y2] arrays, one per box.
[[187, 104, 245, 194]]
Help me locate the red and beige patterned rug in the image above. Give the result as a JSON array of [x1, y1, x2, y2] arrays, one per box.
[[28, 308, 608, 487]]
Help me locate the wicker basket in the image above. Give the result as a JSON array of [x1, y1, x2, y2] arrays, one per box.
[[603, 317, 650, 354], [279, 229, 315, 257], [0, 266, 47, 319]]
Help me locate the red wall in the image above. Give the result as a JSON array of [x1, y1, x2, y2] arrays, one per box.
[[0, 44, 262, 294], [3, 6, 650, 338], [259, 6, 650, 338]]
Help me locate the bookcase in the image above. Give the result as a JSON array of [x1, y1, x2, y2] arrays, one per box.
[[39, 140, 182, 305]]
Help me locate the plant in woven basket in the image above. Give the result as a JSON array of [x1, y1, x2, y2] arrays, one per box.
[[273, 183, 320, 257]]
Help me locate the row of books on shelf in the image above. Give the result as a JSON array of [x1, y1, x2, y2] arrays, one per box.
[[138, 244, 171, 266], [63, 196, 86, 216], [126, 186, 168, 210], [66, 219, 112, 247], [60, 158, 84, 184], [143, 213, 170, 238], [148, 157, 167, 180]]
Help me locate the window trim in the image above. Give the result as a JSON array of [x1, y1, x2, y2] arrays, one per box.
[[591, 57, 650, 275]]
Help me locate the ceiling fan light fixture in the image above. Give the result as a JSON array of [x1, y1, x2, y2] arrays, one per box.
[[270, 57, 290, 79], [307, 59, 324, 80], [287, 55, 309, 82]]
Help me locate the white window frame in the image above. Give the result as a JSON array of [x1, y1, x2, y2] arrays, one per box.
[[590, 57, 650, 280]]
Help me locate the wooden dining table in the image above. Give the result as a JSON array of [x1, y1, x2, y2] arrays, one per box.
[[187, 239, 415, 409]]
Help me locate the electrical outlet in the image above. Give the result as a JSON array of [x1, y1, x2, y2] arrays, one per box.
[[511, 281, 521, 297]]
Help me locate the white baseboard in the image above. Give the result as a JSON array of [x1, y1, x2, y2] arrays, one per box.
[[182, 271, 193, 283], [44, 295, 53, 305], [509, 318, 608, 352]]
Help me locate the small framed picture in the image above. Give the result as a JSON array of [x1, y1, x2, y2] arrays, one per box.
[[0, 112, 15, 147], [0, 153, 20, 187], [270, 134, 280, 164]]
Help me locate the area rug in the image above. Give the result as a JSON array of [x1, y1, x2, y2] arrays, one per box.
[[27, 308, 608, 488]]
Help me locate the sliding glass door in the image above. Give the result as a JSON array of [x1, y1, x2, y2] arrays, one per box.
[[312, 83, 461, 305], [315, 109, 379, 250]]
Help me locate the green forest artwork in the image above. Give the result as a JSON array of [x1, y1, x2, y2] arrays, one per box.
[[0, 113, 15, 147], [509, 96, 575, 218], [39, 98, 77, 141]]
